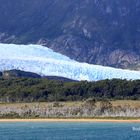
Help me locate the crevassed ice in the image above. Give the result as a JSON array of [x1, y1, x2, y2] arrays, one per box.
[[0, 43, 140, 81]]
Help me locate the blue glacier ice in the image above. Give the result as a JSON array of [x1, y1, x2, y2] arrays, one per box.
[[0, 43, 140, 81]]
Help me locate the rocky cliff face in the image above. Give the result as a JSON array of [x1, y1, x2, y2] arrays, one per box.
[[0, 0, 140, 69]]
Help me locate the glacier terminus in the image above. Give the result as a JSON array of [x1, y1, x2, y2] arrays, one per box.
[[0, 43, 140, 81]]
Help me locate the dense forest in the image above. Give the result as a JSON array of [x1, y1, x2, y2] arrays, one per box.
[[0, 77, 140, 103]]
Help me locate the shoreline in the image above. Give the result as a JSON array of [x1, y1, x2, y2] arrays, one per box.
[[0, 119, 140, 123]]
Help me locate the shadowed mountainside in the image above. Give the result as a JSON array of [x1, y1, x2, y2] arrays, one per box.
[[0, 0, 140, 69]]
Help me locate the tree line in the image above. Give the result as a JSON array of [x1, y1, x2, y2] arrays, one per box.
[[0, 78, 140, 102]]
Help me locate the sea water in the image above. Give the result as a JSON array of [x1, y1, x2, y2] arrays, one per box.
[[0, 122, 140, 140]]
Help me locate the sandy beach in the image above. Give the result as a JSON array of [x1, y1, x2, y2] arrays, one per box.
[[0, 119, 140, 123]]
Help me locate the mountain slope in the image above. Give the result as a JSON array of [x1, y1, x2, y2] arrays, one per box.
[[0, 0, 140, 69], [0, 43, 140, 81], [1, 70, 41, 79], [0, 69, 76, 82]]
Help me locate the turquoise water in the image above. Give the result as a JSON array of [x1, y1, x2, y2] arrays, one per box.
[[0, 122, 140, 140]]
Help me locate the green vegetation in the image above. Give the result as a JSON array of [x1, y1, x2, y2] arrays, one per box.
[[0, 78, 140, 103]]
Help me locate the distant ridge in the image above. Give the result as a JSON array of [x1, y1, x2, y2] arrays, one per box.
[[1, 70, 41, 79], [0, 69, 77, 82]]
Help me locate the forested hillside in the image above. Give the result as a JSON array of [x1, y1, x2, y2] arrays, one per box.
[[0, 78, 139, 102]]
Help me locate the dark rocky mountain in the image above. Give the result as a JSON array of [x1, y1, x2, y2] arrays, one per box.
[[0, 72, 2, 77], [0, 0, 140, 69]]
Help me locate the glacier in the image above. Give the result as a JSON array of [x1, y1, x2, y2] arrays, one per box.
[[0, 43, 140, 81]]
